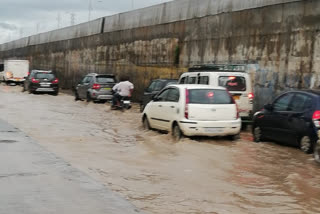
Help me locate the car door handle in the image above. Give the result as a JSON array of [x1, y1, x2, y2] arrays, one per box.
[[158, 105, 162, 107], [170, 106, 175, 108]]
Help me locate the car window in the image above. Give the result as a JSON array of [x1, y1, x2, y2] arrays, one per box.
[[81, 76, 88, 84], [85, 76, 92, 84], [273, 93, 294, 112], [167, 88, 180, 102], [199, 76, 209, 85], [96, 76, 115, 83], [154, 81, 164, 91], [187, 76, 197, 84], [146, 81, 156, 92], [189, 89, 233, 104], [179, 77, 186, 84], [289, 94, 313, 112], [156, 89, 170, 101], [34, 73, 55, 80], [218, 76, 246, 91]]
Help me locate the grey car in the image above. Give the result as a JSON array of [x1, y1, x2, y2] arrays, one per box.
[[75, 73, 116, 102]]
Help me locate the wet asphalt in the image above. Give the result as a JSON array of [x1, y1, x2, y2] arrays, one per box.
[[0, 119, 141, 214]]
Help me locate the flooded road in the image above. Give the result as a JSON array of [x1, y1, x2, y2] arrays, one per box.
[[0, 85, 319, 214]]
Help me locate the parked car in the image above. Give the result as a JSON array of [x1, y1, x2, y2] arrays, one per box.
[[179, 64, 254, 127], [252, 90, 320, 154], [140, 79, 177, 112], [75, 73, 116, 102], [23, 70, 59, 95], [142, 84, 241, 140]]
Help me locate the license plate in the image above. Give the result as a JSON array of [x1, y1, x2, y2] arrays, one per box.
[[204, 128, 223, 133], [123, 100, 130, 104], [233, 95, 240, 100], [104, 88, 111, 90]]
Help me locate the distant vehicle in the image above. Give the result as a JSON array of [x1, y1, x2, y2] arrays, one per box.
[[142, 84, 241, 140], [75, 73, 116, 102], [23, 70, 59, 95], [178, 64, 254, 126], [140, 79, 178, 112], [0, 60, 29, 84], [252, 90, 320, 155]]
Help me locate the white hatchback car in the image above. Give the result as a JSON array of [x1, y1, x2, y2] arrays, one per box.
[[142, 84, 241, 140]]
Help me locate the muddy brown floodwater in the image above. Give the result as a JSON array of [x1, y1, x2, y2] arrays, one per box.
[[0, 85, 319, 214]]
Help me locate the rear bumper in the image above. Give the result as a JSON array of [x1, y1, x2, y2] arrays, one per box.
[[31, 86, 59, 93], [6, 78, 25, 82], [179, 119, 241, 137], [90, 90, 113, 100]]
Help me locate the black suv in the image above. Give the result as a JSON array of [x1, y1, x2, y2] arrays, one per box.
[[253, 90, 320, 155], [140, 79, 177, 112], [23, 70, 59, 95]]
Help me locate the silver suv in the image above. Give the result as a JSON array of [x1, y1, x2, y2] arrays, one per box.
[[75, 73, 116, 102]]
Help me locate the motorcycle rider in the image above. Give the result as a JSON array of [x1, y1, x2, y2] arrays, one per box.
[[111, 75, 134, 110]]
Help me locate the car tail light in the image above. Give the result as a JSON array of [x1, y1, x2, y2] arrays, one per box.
[[313, 111, 320, 128], [52, 78, 59, 84], [185, 89, 189, 119], [228, 76, 236, 80], [236, 103, 240, 119], [27, 72, 30, 76], [92, 84, 101, 90], [31, 78, 40, 83], [248, 93, 254, 99]]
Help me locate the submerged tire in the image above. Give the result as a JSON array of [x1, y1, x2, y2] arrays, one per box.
[[86, 93, 92, 102], [142, 116, 150, 130], [253, 126, 263, 143], [172, 124, 183, 141], [300, 136, 313, 154]]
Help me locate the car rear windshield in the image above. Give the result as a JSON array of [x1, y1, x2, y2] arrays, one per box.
[[35, 73, 55, 80], [218, 76, 246, 91], [96, 76, 115, 83], [189, 89, 234, 104]]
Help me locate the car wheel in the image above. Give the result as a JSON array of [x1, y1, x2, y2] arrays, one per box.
[[229, 134, 240, 141], [75, 91, 80, 101], [172, 123, 183, 141], [86, 93, 91, 102], [140, 104, 145, 113], [314, 140, 320, 164], [299, 136, 313, 154], [142, 116, 150, 130], [253, 126, 263, 143]]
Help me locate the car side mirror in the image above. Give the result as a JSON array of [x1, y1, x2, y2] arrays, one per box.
[[152, 95, 159, 102], [264, 104, 273, 111]]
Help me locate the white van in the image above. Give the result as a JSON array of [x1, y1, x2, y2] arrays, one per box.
[[178, 64, 254, 124]]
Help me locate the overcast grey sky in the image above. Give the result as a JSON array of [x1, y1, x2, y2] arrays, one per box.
[[0, 0, 172, 44]]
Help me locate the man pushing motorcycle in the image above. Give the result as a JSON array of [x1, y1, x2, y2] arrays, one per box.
[[111, 76, 134, 110]]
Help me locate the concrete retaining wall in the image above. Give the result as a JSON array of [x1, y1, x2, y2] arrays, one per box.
[[0, 0, 319, 110]]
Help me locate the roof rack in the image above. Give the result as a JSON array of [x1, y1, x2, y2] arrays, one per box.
[[188, 64, 247, 72]]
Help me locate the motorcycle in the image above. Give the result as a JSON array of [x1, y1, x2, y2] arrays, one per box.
[[111, 90, 132, 111]]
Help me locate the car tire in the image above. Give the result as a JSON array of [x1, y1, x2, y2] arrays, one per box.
[[314, 140, 320, 164], [299, 136, 313, 154], [86, 93, 92, 102], [142, 116, 150, 130], [140, 104, 145, 113], [172, 123, 183, 141], [75, 92, 80, 101], [253, 126, 263, 143], [229, 134, 240, 141]]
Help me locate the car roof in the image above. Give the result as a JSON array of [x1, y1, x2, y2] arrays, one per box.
[[87, 73, 115, 76], [167, 84, 226, 90], [32, 70, 52, 73], [152, 79, 178, 82]]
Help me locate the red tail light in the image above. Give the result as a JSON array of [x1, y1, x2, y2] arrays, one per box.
[[236, 103, 240, 119], [313, 111, 320, 128], [31, 78, 39, 83], [248, 93, 254, 100], [52, 78, 59, 84], [92, 84, 101, 90], [185, 89, 189, 119], [27, 72, 30, 76]]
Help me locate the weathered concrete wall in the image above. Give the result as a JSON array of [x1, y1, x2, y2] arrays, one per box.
[[0, 0, 319, 109]]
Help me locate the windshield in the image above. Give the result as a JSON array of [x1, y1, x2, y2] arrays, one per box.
[[96, 76, 115, 83], [35, 73, 55, 80], [189, 89, 234, 104], [218, 76, 246, 91]]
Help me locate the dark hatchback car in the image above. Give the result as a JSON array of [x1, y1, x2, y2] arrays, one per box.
[[23, 70, 59, 95], [253, 90, 320, 155], [75, 73, 116, 102], [140, 79, 177, 112]]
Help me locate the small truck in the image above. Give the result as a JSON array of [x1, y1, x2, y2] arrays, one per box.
[[0, 60, 29, 85]]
